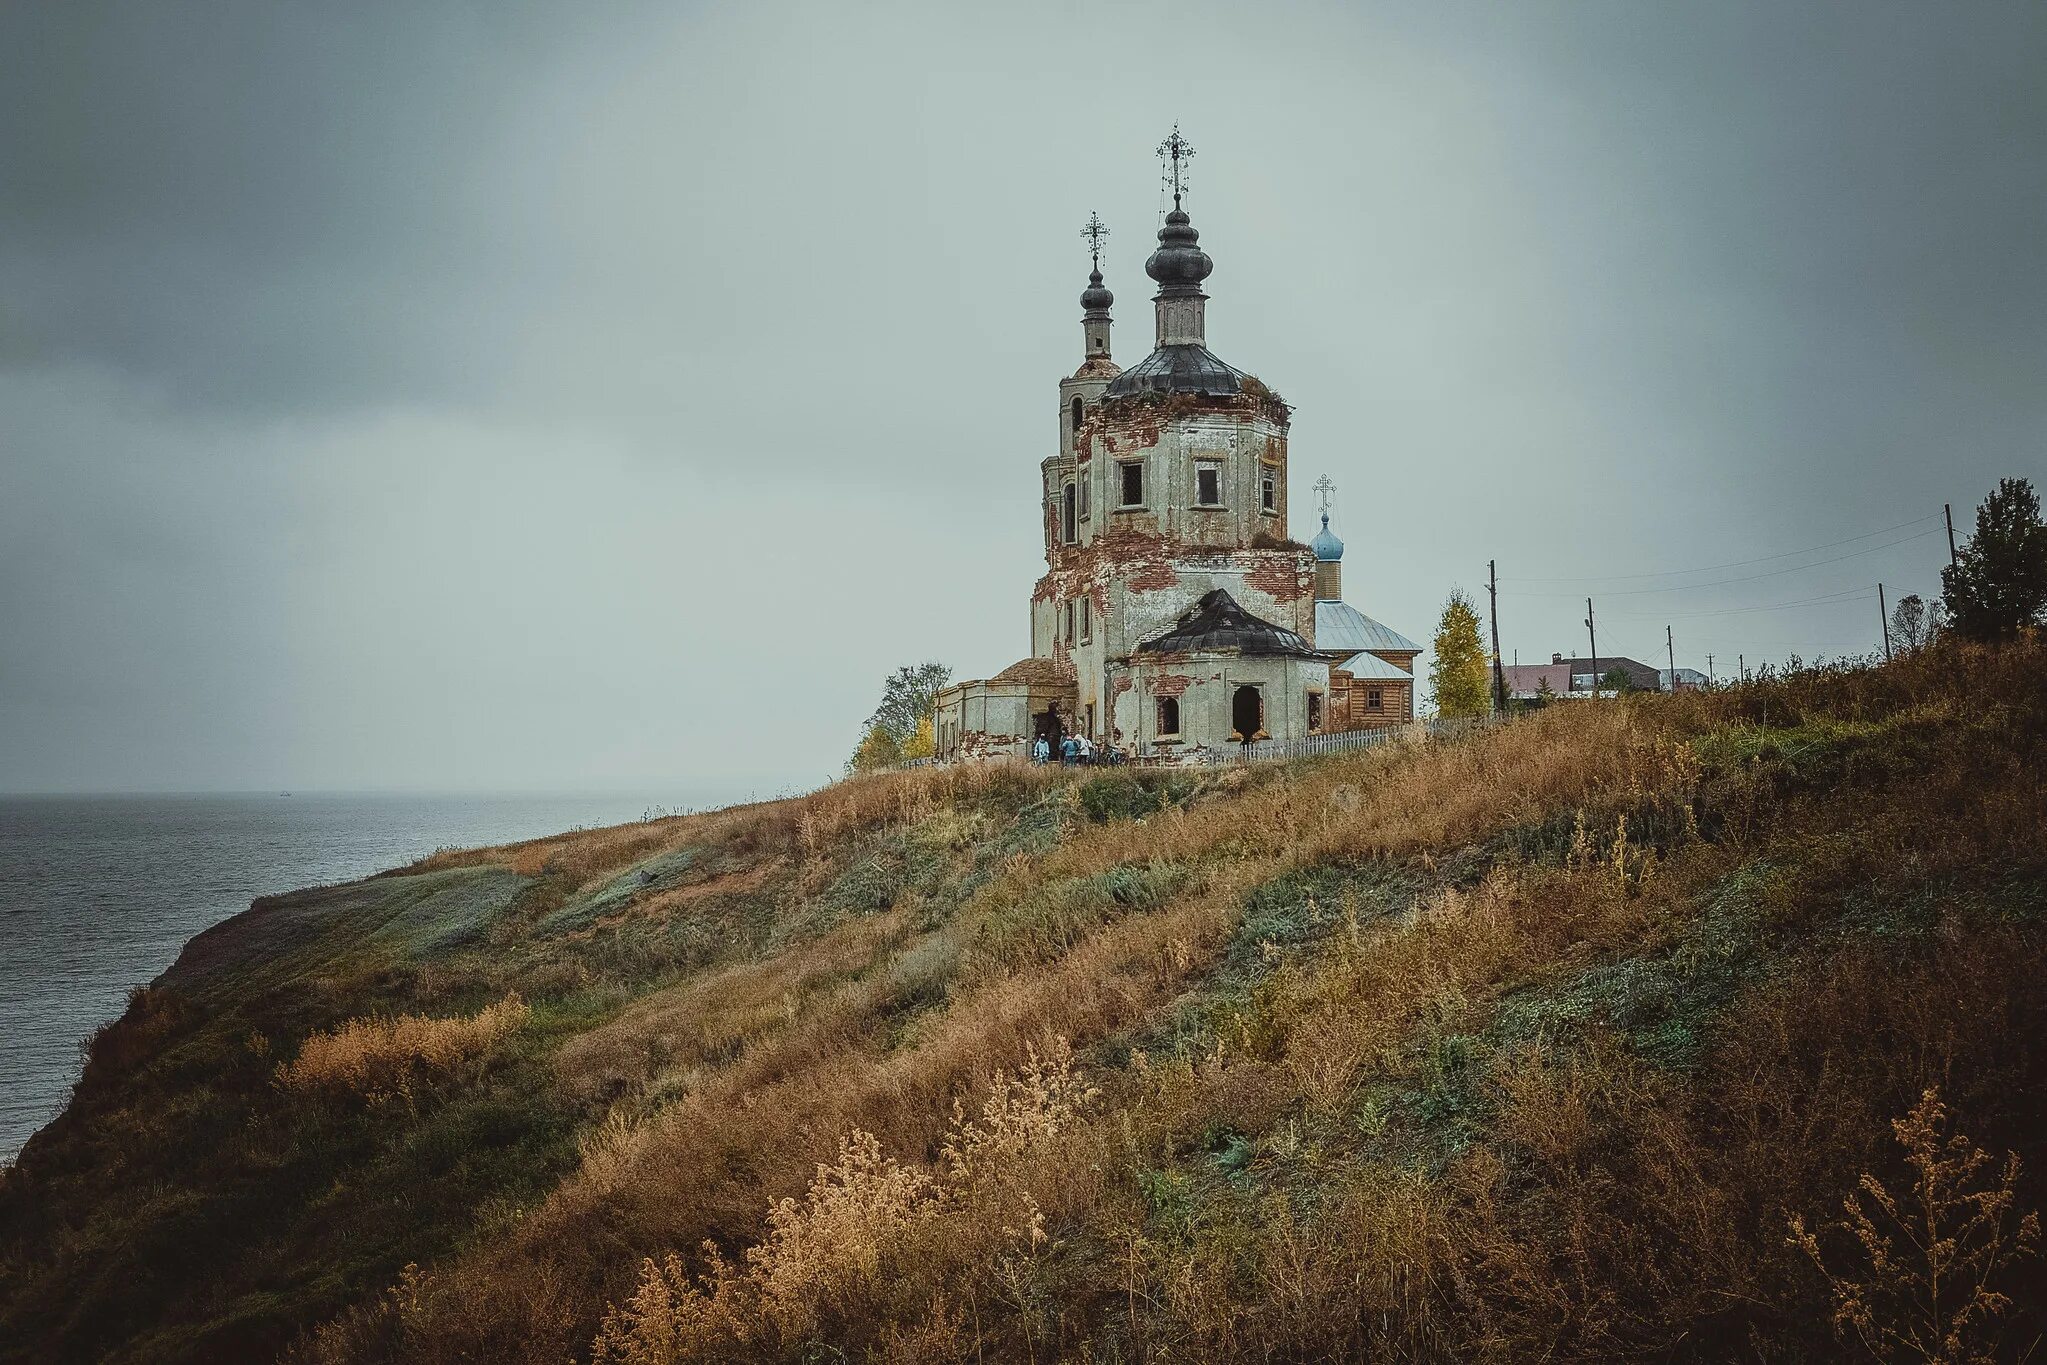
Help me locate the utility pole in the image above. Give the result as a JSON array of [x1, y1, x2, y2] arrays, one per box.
[[1879, 582, 1893, 660], [1945, 503, 1959, 568], [1739, 652, 1745, 683], [1666, 624, 1677, 692], [1705, 652, 1715, 686], [1584, 597, 1599, 698], [1487, 560, 1507, 716]]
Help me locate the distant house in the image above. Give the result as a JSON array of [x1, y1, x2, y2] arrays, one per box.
[[1660, 667, 1710, 692], [1503, 652, 1663, 700]]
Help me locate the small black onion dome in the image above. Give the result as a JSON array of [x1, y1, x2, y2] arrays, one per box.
[[1145, 207, 1213, 297], [1080, 268, 1113, 316]]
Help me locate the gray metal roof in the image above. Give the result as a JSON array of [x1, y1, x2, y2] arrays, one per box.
[[1315, 600, 1421, 655], [1103, 344, 1246, 398], [1137, 589, 1320, 658], [1337, 650, 1414, 681]]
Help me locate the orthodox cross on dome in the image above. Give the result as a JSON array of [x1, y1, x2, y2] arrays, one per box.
[[1081, 212, 1110, 271], [1157, 124, 1195, 209], [1313, 474, 1337, 517]]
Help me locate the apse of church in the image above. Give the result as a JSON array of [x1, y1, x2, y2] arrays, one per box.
[[934, 129, 1418, 764]]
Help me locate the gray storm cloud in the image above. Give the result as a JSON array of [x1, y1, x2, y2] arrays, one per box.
[[3, 0, 2043, 793]]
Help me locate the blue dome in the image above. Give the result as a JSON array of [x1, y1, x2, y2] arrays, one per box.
[[1310, 511, 1344, 562]]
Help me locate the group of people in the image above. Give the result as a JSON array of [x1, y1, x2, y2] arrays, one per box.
[[1030, 732, 1123, 766]]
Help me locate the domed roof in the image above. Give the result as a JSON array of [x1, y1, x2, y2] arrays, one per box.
[[1079, 268, 1113, 317], [1145, 208, 1213, 297], [1309, 511, 1345, 562], [1137, 589, 1320, 659], [1102, 343, 1245, 398], [993, 656, 1076, 688]]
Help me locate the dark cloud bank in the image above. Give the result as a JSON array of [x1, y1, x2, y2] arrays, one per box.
[[3, 1, 2043, 794]]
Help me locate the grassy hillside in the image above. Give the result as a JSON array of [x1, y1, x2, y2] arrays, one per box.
[[3, 643, 2043, 1363]]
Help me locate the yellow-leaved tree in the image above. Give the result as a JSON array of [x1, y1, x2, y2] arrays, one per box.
[[848, 724, 902, 773], [1429, 588, 1491, 720], [845, 662, 950, 772]]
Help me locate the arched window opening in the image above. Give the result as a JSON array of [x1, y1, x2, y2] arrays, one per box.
[[1231, 685, 1263, 742], [1071, 396, 1084, 435], [1156, 696, 1180, 737], [1061, 483, 1076, 543]]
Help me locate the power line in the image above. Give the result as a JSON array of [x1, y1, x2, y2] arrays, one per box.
[[1603, 585, 1874, 621], [1503, 513, 1941, 585], [1501, 526, 1944, 599]]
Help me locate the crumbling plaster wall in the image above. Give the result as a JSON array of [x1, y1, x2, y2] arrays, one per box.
[[1029, 542, 1314, 743], [1020, 387, 1313, 749], [933, 682, 1038, 761], [1075, 400, 1289, 551], [1112, 653, 1330, 758]]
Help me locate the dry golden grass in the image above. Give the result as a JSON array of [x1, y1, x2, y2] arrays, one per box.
[[270, 641, 2047, 1364], [274, 994, 528, 1103], [552, 908, 913, 1109]]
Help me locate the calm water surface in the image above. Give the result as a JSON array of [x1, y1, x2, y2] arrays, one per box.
[[0, 789, 774, 1159]]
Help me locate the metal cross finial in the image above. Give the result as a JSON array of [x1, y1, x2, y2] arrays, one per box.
[[1313, 474, 1337, 516], [1156, 124, 1195, 209], [1081, 212, 1109, 271]]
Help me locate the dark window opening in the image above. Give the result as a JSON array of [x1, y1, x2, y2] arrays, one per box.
[[1156, 696, 1180, 736], [1367, 688, 1383, 710], [1071, 396, 1083, 434], [1261, 469, 1278, 512], [1196, 464, 1221, 506], [1064, 600, 1075, 645], [1120, 461, 1144, 507], [1061, 483, 1076, 543], [1231, 685, 1262, 741], [1079, 596, 1091, 642], [1307, 691, 1323, 730]]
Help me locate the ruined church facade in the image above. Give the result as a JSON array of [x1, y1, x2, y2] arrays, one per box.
[[935, 149, 1418, 763]]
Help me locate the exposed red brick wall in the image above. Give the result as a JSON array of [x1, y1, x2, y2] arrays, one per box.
[[1244, 550, 1312, 603]]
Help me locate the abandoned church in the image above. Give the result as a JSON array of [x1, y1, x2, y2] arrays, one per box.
[[934, 132, 1420, 764]]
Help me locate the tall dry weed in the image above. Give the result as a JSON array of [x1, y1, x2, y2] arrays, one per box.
[[1790, 1088, 2041, 1364], [588, 1041, 1098, 1363]]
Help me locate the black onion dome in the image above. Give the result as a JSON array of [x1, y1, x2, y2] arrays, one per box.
[[1079, 268, 1113, 317], [1145, 208, 1213, 297]]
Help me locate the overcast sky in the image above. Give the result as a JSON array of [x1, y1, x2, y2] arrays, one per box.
[[3, 1, 2042, 796]]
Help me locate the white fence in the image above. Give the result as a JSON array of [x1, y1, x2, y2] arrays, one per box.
[[1194, 725, 1402, 765]]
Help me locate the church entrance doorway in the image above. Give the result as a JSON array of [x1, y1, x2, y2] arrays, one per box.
[[1033, 706, 1065, 751], [1231, 685, 1263, 742]]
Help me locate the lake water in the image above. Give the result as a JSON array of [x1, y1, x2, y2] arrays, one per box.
[[0, 788, 778, 1160]]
